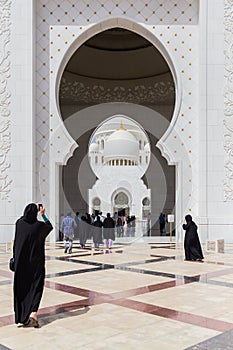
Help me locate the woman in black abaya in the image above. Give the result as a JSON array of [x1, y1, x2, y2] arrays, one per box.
[[13, 203, 53, 327], [182, 214, 204, 261]]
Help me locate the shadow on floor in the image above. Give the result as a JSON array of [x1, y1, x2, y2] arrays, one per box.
[[17, 305, 91, 329]]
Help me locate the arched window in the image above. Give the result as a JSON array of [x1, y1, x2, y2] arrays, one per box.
[[139, 140, 142, 150], [142, 197, 150, 219], [93, 197, 101, 212], [95, 156, 98, 164], [93, 197, 101, 206], [142, 197, 150, 206], [101, 139, 104, 150], [114, 192, 129, 206]]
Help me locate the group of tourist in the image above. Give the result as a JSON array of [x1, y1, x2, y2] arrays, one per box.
[[59, 211, 137, 253], [11, 203, 204, 329]]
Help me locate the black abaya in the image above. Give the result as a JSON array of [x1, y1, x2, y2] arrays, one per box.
[[13, 206, 53, 324], [103, 217, 115, 241], [93, 220, 103, 245], [183, 220, 204, 261]]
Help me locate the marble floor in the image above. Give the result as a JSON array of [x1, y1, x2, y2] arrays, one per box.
[[1, 240, 233, 349]]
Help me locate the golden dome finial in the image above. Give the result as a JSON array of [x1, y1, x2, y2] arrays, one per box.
[[118, 120, 126, 130]]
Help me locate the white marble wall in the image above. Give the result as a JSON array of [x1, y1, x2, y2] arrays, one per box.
[[198, 0, 233, 243], [0, 0, 34, 242]]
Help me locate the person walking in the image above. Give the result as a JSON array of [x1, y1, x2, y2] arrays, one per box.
[[182, 214, 204, 261], [74, 211, 81, 240], [93, 215, 103, 249], [13, 203, 53, 327], [116, 216, 123, 237], [103, 213, 115, 249], [79, 215, 88, 248], [60, 211, 77, 254]]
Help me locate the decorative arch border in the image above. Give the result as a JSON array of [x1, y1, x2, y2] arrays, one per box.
[[54, 17, 182, 165], [48, 17, 189, 242]]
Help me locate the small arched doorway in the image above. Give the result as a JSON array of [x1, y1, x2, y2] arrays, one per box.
[[113, 191, 130, 217]]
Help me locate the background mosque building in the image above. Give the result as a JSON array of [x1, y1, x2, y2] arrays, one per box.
[[88, 116, 151, 219], [0, 0, 232, 244]]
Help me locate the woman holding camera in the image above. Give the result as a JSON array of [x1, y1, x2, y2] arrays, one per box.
[[13, 203, 53, 327]]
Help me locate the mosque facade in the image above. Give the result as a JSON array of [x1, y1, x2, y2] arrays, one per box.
[[0, 0, 232, 243], [88, 116, 151, 219]]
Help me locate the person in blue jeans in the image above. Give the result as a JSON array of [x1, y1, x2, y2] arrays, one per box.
[[60, 211, 77, 254]]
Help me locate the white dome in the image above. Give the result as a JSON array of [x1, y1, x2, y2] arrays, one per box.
[[104, 128, 139, 161], [107, 129, 137, 143], [89, 142, 99, 152]]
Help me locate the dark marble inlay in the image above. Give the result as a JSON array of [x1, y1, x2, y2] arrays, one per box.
[[150, 254, 176, 260], [44, 281, 111, 304], [112, 299, 233, 332], [51, 256, 114, 268], [45, 265, 113, 279], [204, 279, 233, 289], [115, 264, 201, 283], [0, 344, 12, 350], [185, 328, 233, 349], [109, 280, 177, 299], [0, 280, 12, 286], [204, 268, 233, 279], [150, 244, 176, 250]]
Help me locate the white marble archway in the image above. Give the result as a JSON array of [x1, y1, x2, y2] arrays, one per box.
[[49, 17, 190, 242]]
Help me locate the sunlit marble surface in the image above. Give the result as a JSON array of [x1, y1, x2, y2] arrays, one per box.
[[0, 242, 233, 349]]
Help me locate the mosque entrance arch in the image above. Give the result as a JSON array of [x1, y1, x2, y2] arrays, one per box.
[[113, 192, 130, 217], [49, 18, 188, 242]]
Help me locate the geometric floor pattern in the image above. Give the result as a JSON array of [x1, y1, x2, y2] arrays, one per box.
[[1, 241, 233, 349]]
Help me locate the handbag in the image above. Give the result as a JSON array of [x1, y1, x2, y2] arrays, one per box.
[[9, 257, 15, 272]]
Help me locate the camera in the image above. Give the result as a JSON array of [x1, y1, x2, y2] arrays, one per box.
[[38, 203, 43, 211]]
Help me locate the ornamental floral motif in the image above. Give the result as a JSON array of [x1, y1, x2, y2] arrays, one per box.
[[59, 76, 175, 105], [0, 0, 12, 199]]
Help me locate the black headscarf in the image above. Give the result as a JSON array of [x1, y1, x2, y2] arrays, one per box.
[[185, 214, 192, 222], [23, 203, 38, 223]]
